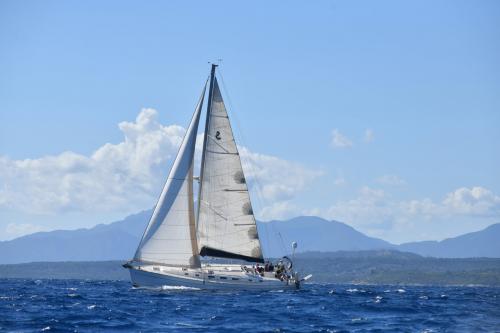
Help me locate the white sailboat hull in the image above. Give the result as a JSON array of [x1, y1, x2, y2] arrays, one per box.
[[128, 264, 299, 290]]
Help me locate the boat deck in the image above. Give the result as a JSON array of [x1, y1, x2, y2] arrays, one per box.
[[128, 263, 297, 290]]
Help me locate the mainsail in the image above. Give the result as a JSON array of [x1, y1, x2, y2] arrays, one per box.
[[133, 83, 207, 267], [197, 74, 264, 263]]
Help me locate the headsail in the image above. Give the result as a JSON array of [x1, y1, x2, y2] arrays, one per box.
[[133, 83, 207, 267], [197, 72, 264, 263]]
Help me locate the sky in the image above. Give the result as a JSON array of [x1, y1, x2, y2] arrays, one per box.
[[1, 0, 499, 243]]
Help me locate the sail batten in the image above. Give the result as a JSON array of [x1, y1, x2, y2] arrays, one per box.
[[197, 74, 263, 263], [133, 83, 207, 268]]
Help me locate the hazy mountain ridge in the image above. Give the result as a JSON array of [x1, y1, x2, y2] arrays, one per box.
[[0, 211, 498, 264]]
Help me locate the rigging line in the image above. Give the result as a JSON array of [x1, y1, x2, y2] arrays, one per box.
[[277, 232, 287, 257], [219, 71, 289, 258], [217, 69, 274, 258]]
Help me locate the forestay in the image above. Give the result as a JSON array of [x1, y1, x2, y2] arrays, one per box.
[[197, 78, 264, 263], [133, 84, 206, 267]]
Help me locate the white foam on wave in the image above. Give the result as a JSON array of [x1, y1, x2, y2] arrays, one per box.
[[161, 285, 201, 291], [269, 289, 284, 293], [41, 326, 51, 331], [175, 322, 207, 328], [87, 304, 96, 310], [351, 317, 365, 323], [346, 288, 358, 293], [397, 289, 406, 293]]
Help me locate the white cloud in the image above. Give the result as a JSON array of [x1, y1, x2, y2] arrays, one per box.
[[442, 187, 500, 217], [0, 108, 322, 222], [238, 147, 322, 203], [0, 108, 183, 214], [376, 174, 406, 186], [320, 186, 500, 242], [326, 186, 392, 228], [259, 201, 299, 220], [331, 129, 353, 148], [4, 223, 46, 239], [364, 128, 374, 143]]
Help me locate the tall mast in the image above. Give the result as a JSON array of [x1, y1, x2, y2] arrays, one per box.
[[196, 64, 217, 234]]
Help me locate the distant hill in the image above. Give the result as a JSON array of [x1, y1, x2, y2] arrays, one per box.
[[0, 210, 150, 264], [0, 211, 499, 264], [259, 216, 393, 257], [398, 223, 500, 258]]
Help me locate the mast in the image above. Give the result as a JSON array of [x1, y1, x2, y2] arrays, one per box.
[[196, 64, 217, 231]]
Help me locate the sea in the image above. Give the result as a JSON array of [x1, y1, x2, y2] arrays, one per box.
[[0, 279, 499, 332]]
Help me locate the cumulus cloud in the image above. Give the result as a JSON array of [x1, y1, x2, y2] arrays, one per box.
[[4, 223, 46, 239], [331, 129, 353, 148], [323, 186, 500, 239], [0, 109, 183, 214], [442, 187, 500, 216], [259, 201, 299, 220], [0, 108, 321, 221], [326, 186, 393, 229], [238, 147, 322, 203]]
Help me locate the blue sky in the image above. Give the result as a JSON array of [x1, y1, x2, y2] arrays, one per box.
[[1, 0, 499, 243]]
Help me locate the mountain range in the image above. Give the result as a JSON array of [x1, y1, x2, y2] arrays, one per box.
[[0, 211, 498, 264]]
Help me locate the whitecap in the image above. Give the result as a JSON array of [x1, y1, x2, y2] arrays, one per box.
[[87, 305, 96, 310], [346, 288, 358, 293], [397, 289, 406, 293], [160, 285, 201, 291], [41, 327, 50, 331], [374, 296, 383, 303], [175, 322, 207, 329], [419, 295, 429, 300]]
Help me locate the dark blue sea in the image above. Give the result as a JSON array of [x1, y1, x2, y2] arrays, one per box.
[[1, 279, 499, 332]]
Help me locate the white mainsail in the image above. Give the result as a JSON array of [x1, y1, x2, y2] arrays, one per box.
[[133, 83, 207, 267], [197, 78, 264, 263]]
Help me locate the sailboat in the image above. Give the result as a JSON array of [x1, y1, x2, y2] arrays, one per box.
[[123, 65, 311, 290]]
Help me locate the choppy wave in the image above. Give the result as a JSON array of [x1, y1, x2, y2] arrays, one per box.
[[0, 279, 498, 332]]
